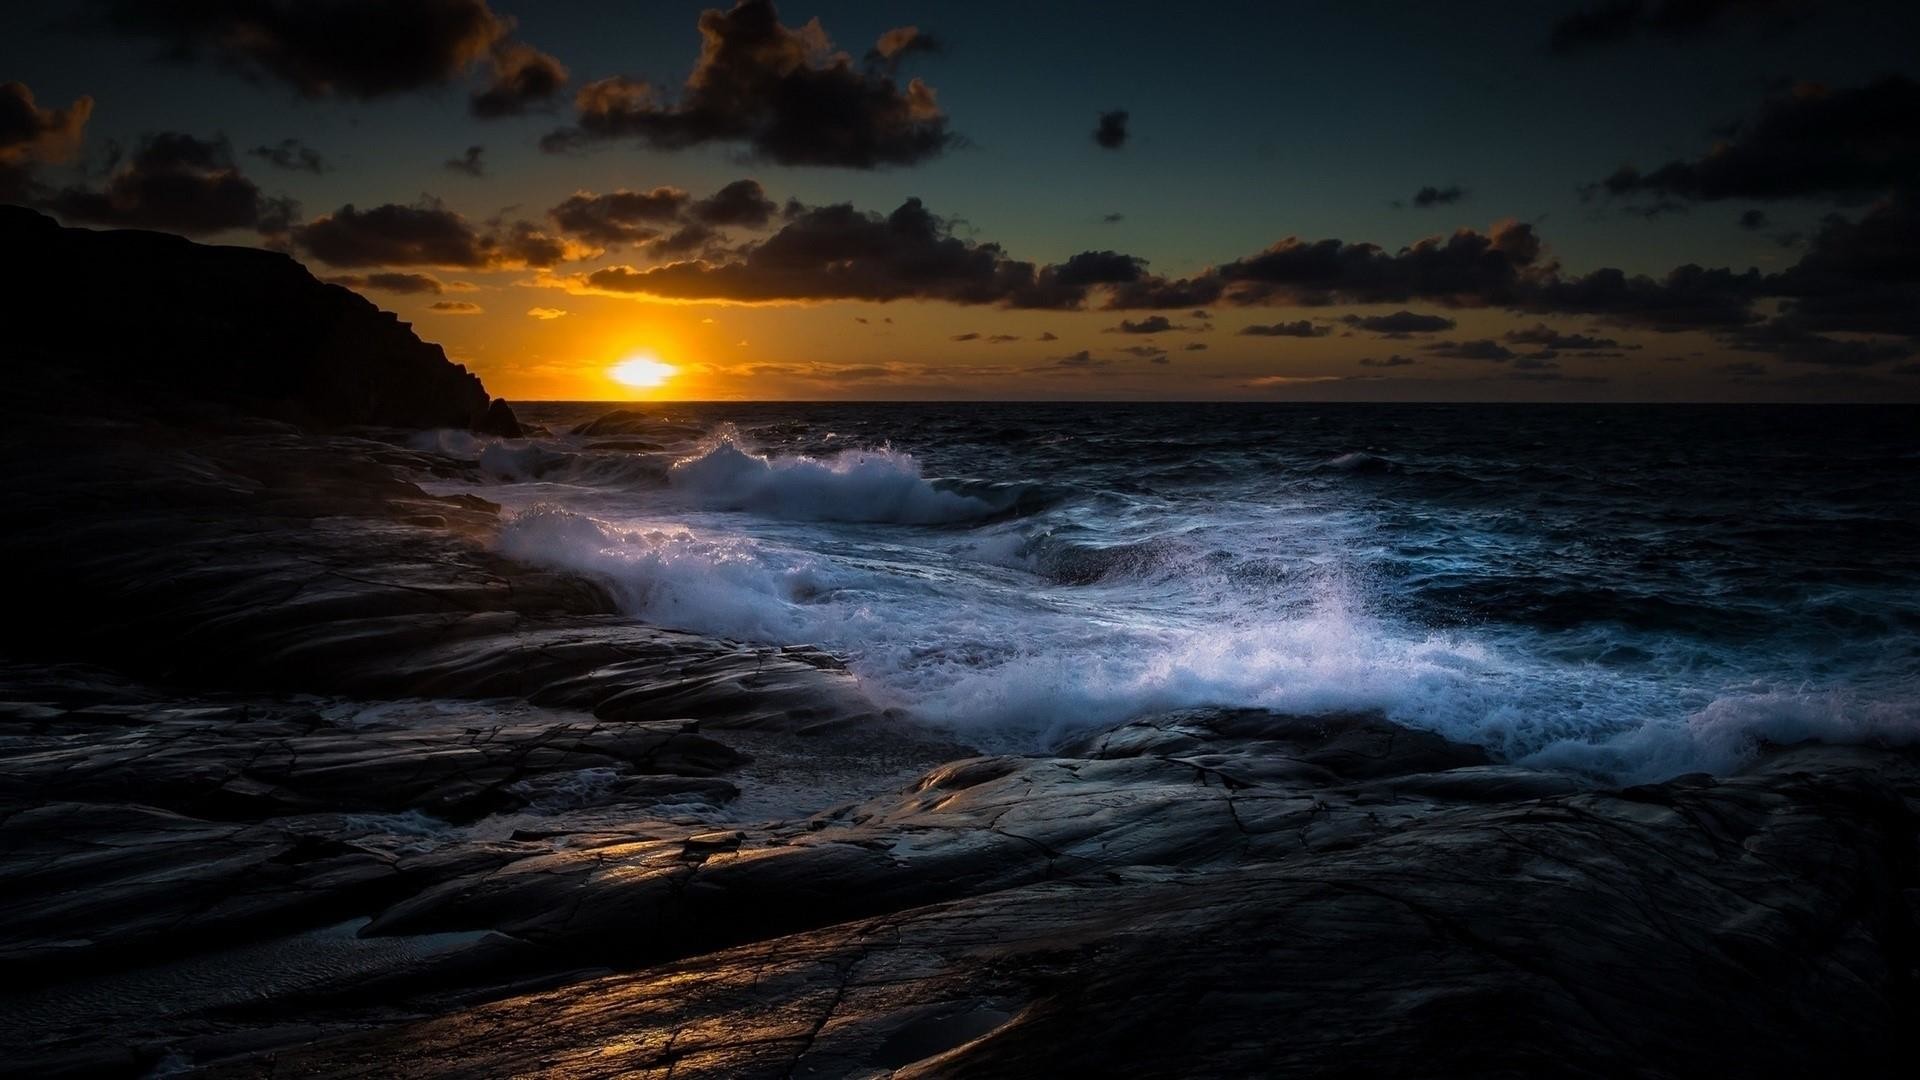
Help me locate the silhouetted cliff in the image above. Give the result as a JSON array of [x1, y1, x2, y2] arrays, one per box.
[[0, 206, 517, 434]]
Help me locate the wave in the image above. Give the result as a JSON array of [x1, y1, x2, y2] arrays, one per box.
[[479, 442, 669, 488], [666, 433, 999, 524]]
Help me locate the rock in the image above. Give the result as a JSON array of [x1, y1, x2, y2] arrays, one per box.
[[0, 206, 506, 433]]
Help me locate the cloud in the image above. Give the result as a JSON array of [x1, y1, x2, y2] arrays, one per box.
[[1339, 310, 1456, 335], [1422, 339, 1517, 361], [527, 306, 568, 319], [951, 332, 980, 341], [1093, 110, 1128, 150], [247, 137, 326, 174], [866, 26, 940, 71], [541, 0, 951, 168], [1101, 212, 1124, 224], [1519, 264, 1765, 330], [690, 179, 777, 227], [560, 197, 1154, 308], [1108, 315, 1201, 334], [0, 81, 92, 199], [1717, 360, 1769, 378], [1738, 208, 1769, 230], [1108, 219, 1546, 309], [294, 197, 585, 268], [42, 131, 293, 236], [1501, 323, 1628, 350], [1592, 78, 1920, 203], [471, 39, 568, 117], [0, 81, 92, 166], [85, 0, 558, 102], [428, 300, 483, 314], [1119, 345, 1167, 359], [1184, 343, 1208, 351], [1359, 354, 1417, 367], [548, 186, 690, 244], [1410, 185, 1465, 208], [988, 334, 1020, 343], [1037, 331, 1059, 341], [1549, 0, 1807, 54], [326, 271, 448, 295], [1720, 321, 1913, 367], [1032, 349, 1115, 372], [1239, 320, 1326, 337], [444, 145, 486, 177]]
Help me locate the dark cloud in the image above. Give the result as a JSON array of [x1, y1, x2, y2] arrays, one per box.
[[571, 198, 1153, 309], [1110, 220, 1545, 310], [1359, 354, 1417, 367], [444, 145, 486, 177], [1519, 264, 1766, 330], [1185, 343, 1208, 351], [1109, 315, 1201, 334], [1119, 345, 1167, 359], [950, 332, 980, 342], [1423, 339, 1518, 361], [543, 0, 951, 168], [645, 223, 719, 257], [1239, 321, 1326, 338], [1549, 0, 1807, 53], [1035, 349, 1113, 371], [294, 198, 580, 268], [1339, 310, 1456, 335], [1, 81, 92, 165], [1593, 78, 1920, 203], [865, 26, 940, 72], [326, 271, 448, 295], [1721, 322, 1913, 368], [1738, 208, 1769, 230], [42, 132, 293, 236], [690, 179, 777, 227], [1037, 331, 1059, 342], [1101, 212, 1125, 224], [1501, 323, 1628, 350], [1717, 360, 1770, 378], [471, 40, 568, 117], [86, 0, 554, 102], [428, 300, 483, 314], [1410, 185, 1466, 208], [548, 186, 690, 244], [248, 137, 326, 174], [1093, 110, 1128, 150], [987, 334, 1020, 344]]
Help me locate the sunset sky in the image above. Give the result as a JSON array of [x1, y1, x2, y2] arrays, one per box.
[[4, 0, 1918, 401]]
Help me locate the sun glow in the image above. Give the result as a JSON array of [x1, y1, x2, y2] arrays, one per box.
[[609, 355, 677, 391]]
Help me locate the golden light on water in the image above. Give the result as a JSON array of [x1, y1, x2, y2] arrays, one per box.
[[609, 355, 677, 391]]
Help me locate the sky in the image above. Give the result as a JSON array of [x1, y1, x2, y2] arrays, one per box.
[[3, 0, 1918, 402]]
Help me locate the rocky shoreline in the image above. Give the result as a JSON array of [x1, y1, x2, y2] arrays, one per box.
[[2, 216, 1916, 1077]]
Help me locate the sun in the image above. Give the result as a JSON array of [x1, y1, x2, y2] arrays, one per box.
[[609, 354, 677, 391]]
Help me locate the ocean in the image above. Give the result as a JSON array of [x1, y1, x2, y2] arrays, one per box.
[[412, 402, 1920, 782]]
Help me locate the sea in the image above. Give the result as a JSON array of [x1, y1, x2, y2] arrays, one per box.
[[411, 402, 1920, 782]]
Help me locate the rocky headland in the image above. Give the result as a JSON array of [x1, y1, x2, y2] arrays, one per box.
[[1, 212, 1916, 1077]]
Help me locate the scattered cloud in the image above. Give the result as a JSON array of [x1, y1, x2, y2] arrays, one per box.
[[471, 40, 568, 117], [248, 137, 326, 174], [428, 300, 483, 314], [1239, 320, 1326, 337], [85, 0, 558, 102], [541, 0, 952, 168], [690, 179, 777, 227], [294, 197, 585, 268], [1108, 315, 1202, 334], [1093, 109, 1128, 150], [325, 271, 448, 294], [1423, 338, 1518, 361], [444, 145, 486, 177], [1590, 78, 1920, 203], [1359, 354, 1417, 367], [1339, 310, 1456, 335], [527, 306, 569, 319], [42, 132, 293, 236], [1410, 185, 1466, 208]]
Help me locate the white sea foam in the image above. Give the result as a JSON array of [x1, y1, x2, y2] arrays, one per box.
[[667, 432, 995, 523]]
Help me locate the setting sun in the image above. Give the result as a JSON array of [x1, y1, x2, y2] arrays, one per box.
[[609, 355, 677, 391]]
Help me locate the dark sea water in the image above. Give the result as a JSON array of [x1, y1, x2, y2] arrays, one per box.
[[413, 402, 1920, 780]]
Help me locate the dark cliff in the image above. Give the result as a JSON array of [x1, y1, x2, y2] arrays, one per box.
[[0, 206, 517, 434]]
